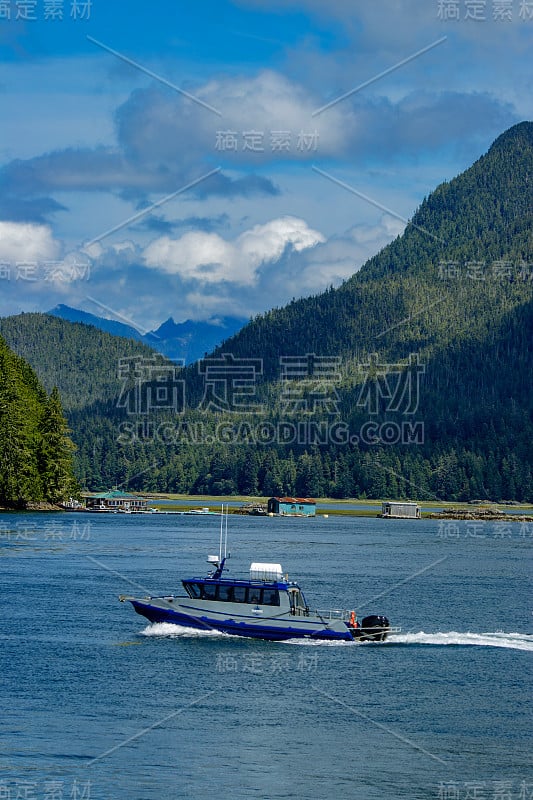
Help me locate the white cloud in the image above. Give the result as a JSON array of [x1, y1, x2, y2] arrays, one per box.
[[0, 221, 61, 262], [143, 216, 325, 285], [261, 214, 406, 296], [0, 212, 409, 327], [144, 231, 234, 282], [114, 70, 350, 174]]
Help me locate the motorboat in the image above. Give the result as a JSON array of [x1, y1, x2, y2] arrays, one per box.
[[119, 541, 397, 642]]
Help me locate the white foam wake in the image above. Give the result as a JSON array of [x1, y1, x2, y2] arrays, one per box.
[[280, 631, 533, 649], [140, 622, 233, 638], [282, 631, 533, 650], [386, 631, 533, 651], [139, 624, 533, 650]]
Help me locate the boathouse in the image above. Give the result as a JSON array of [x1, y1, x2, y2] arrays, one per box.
[[380, 501, 421, 519], [85, 491, 149, 511], [267, 497, 316, 517]]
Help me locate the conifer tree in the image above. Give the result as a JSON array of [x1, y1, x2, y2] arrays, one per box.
[[0, 336, 77, 507], [38, 387, 78, 503]]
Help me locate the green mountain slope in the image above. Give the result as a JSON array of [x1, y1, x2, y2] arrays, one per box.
[[210, 122, 532, 372], [177, 122, 532, 500], [0, 313, 160, 411]]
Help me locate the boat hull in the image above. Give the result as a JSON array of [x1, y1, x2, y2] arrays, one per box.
[[129, 599, 354, 642]]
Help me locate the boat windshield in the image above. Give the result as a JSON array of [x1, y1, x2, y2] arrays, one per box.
[[288, 587, 308, 616], [183, 581, 280, 606]]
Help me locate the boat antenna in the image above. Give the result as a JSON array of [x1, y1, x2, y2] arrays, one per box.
[[219, 504, 224, 564], [224, 504, 228, 558]]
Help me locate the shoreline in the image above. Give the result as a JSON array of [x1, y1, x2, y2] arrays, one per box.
[[0, 501, 65, 513], [1, 496, 532, 520]]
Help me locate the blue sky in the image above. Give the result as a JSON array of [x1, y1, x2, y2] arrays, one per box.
[[0, 0, 530, 330]]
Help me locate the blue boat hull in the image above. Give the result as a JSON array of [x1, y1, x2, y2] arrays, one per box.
[[131, 600, 353, 642]]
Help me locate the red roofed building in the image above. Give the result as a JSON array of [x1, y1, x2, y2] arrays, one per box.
[[267, 497, 316, 516]]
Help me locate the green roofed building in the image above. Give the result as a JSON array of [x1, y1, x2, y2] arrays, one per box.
[[85, 491, 148, 511]]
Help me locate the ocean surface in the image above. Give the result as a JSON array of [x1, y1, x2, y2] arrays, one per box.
[[1, 511, 531, 800]]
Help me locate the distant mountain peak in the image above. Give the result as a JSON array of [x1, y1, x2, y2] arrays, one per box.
[[47, 305, 247, 364], [150, 317, 181, 339]]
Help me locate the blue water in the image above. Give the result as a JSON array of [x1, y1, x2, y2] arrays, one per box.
[[1, 512, 531, 800]]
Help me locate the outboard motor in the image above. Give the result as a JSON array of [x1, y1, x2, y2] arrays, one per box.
[[359, 615, 390, 642]]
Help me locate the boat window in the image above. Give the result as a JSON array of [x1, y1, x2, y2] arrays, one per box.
[[191, 583, 280, 604], [261, 588, 280, 606], [218, 585, 234, 602], [233, 586, 247, 603], [202, 583, 217, 600], [184, 582, 202, 599], [248, 589, 261, 605]]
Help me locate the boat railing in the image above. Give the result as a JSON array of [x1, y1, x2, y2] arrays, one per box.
[[315, 608, 350, 621]]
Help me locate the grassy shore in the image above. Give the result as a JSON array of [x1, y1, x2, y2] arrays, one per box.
[[135, 493, 533, 518]]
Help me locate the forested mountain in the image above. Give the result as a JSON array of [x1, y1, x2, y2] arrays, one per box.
[[0, 314, 159, 411], [1, 123, 532, 501], [47, 304, 145, 343], [0, 334, 77, 507], [208, 122, 532, 373]]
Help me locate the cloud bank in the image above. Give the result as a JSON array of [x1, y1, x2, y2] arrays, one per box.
[[143, 216, 325, 284]]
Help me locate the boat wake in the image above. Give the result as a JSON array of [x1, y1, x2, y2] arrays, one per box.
[[386, 631, 533, 651], [139, 624, 533, 650], [140, 622, 234, 638], [282, 631, 533, 650]]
